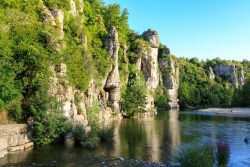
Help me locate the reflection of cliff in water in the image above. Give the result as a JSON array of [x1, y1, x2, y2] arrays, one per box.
[[113, 111, 181, 162], [162, 110, 180, 161], [114, 117, 164, 162]]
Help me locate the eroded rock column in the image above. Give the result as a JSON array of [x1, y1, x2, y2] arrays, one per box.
[[159, 57, 180, 110], [104, 26, 121, 112]]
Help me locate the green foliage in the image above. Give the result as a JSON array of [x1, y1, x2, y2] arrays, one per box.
[[30, 90, 70, 145], [241, 78, 250, 106], [122, 77, 147, 117], [71, 123, 100, 150], [43, 0, 69, 10], [154, 87, 169, 109], [178, 58, 237, 108], [86, 103, 102, 131], [98, 127, 114, 142], [174, 144, 215, 167]]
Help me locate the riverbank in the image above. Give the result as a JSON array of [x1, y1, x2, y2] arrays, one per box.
[[199, 108, 250, 117]]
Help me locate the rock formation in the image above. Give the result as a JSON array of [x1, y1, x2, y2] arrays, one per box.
[[133, 30, 159, 110], [214, 64, 245, 88], [0, 124, 33, 158], [238, 66, 245, 87], [208, 67, 215, 80], [39, 0, 64, 51], [104, 26, 121, 113], [159, 58, 179, 110], [141, 30, 160, 90]]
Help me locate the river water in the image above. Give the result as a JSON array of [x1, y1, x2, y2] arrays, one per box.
[[1, 110, 250, 167]]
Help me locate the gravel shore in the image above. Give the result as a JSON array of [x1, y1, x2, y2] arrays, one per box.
[[199, 108, 250, 117]]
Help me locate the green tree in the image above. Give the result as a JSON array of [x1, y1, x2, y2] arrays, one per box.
[[122, 79, 147, 118]]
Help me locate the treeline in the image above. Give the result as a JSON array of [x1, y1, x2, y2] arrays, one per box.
[[177, 57, 250, 109]]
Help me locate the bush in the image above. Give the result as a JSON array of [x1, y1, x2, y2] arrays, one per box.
[[81, 135, 100, 150], [98, 127, 114, 142], [71, 123, 101, 150], [30, 90, 70, 145], [72, 124, 87, 145], [174, 144, 215, 167], [154, 87, 169, 109], [216, 141, 230, 166]]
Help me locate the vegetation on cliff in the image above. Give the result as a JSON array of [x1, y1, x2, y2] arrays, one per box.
[[0, 0, 250, 146]]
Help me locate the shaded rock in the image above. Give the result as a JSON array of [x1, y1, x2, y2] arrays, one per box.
[[159, 58, 179, 110], [238, 66, 245, 87]]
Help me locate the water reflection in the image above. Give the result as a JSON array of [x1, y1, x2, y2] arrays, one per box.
[[168, 110, 180, 155], [1, 111, 250, 167], [113, 111, 181, 162]]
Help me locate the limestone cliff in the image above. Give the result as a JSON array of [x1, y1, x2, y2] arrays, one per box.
[[40, 0, 114, 130], [141, 30, 160, 90], [159, 57, 179, 110], [104, 26, 121, 113], [214, 64, 245, 88]]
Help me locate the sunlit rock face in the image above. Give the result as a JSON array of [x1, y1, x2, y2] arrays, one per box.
[[141, 30, 160, 90], [208, 66, 215, 80], [159, 58, 180, 110], [0, 124, 33, 158], [214, 64, 245, 88], [135, 30, 160, 111], [104, 26, 121, 113]]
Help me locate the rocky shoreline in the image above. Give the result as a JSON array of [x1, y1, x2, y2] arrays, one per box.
[[1, 156, 167, 167]]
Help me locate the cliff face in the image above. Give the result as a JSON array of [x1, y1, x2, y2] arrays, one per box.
[[141, 30, 160, 90], [214, 64, 245, 88], [40, 0, 115, 130], [159, 58, 179, 110], [40, 0, 181, 123]]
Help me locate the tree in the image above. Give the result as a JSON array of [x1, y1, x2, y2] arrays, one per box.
[[122, 79, 147, 118], [242, 78, 250, 106]]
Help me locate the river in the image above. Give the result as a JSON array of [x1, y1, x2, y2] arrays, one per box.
[[1, 110, 250, 167]]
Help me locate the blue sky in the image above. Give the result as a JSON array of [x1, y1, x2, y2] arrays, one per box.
[[103, 0, 250, 61]]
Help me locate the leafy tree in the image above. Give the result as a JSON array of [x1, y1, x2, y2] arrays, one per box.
[[122, 78, 147, 118]]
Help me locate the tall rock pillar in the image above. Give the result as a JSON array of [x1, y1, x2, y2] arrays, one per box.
[[104, 26, 121, 112], [159, 57, 180, 110]]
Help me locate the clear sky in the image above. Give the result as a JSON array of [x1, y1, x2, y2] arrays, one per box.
[[103, 0, 250, 61]]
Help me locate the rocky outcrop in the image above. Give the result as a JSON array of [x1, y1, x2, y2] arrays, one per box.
[[0, 124, 33, 158], [141, 30, 160, 90], [214, 64, 245, 88], [104, 26, 121, 113], [137, 30, 160, 110], [39, 0, 64, 51], [159, 58, 179, 110], [208, 67, 215, 80], [238, 66, 245, 87]]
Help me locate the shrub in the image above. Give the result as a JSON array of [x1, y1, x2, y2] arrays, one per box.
[[217, 141, 230, 166], [30, 90, 70, 145], [81, 134, 100, 150], [98, 127, 114, 142], [72, 124, 87, 145], [174, 144, 215, 167]]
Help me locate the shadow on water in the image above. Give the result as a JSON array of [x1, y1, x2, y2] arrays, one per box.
[[1, 110, 250, 166]]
